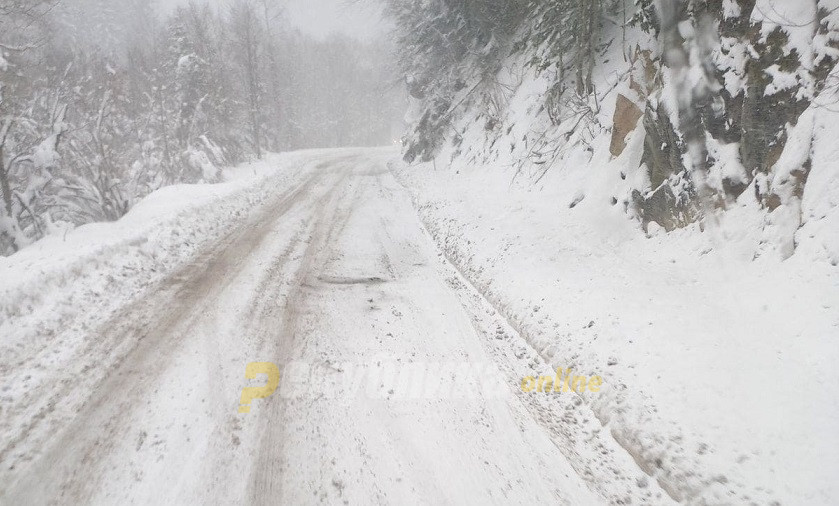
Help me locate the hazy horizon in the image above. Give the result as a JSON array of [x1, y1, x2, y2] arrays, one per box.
[[156, 0, 387, 41]]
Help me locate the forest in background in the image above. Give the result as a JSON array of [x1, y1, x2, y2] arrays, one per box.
[[0, 0, 404, 256]]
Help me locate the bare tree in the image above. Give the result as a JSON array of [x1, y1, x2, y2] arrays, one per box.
[[230, 0, 264, 159]]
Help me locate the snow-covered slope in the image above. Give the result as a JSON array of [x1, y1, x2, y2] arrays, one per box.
[[394, 153, 839, 504], [387, 8, 839, 498], [393, 0, 839, 264]]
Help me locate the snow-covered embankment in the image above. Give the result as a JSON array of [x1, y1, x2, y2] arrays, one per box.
[[394, 156, 839, 504]]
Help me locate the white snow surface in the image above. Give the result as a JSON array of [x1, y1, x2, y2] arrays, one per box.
[[387, 16, 839, 500], [1, 150, 333, 455], [1, 146, 837, 505], [2, 151, 319, 351], [3, 148, 665, 505], [393, 147, 839, 504]]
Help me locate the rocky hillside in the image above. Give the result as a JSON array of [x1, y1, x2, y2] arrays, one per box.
[[387, 0, 839, 262]]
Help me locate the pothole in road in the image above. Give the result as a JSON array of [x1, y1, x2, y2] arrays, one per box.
[[317, 275, 388, 286]]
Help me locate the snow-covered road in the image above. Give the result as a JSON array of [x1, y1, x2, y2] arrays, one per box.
[[0, 151, 671, 505]]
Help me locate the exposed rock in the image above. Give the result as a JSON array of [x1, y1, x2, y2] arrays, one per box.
[[610, 94, 643, 157], [632, 183, 700, 233], [642, 105, 684, 189], [628, 48, 658, 98], [632, 105, 700, 231]]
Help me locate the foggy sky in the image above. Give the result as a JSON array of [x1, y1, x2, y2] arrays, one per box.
[[157, 0, 387, 41]]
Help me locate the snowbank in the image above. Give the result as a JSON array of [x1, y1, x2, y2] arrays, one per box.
[[389, 11, 839, 499], [0, 151, 335, 444], [394, 155, 839, 504]]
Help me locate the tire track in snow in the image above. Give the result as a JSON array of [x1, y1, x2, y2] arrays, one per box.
[[246, 163, 362, 504], [391, 168, 678, 505], [0, 161, 342, 504]]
